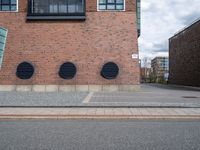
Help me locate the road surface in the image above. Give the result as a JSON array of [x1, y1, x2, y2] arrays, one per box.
[[0, 120, 200, 150]]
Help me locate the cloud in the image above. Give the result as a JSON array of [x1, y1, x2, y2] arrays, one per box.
[[180, 12, 200, 25], [139, 0, 200, 60]]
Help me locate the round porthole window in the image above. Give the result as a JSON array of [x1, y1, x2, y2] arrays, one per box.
[[59, 62, 77, 79], [16, 62, 34, 79], [101, 62, 119, 79]]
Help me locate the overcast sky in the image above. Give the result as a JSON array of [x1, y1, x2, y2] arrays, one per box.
[[138, 0, 200, 60]]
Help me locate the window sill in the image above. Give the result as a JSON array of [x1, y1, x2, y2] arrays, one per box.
[[26, 15, 86, 20]]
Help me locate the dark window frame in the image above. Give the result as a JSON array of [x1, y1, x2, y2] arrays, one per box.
[[59, 62, 77, 79], [16, 62, 35, 80], [0, 0, 17, 11], [27, 0, 86, 20], [98, 0, 124, 11], [101, 62, 119, 79]]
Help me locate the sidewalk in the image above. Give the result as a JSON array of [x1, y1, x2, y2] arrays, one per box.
[[0, 84, 200, 120], [0, 84, 200, 108], [1, 108, 200, 120]]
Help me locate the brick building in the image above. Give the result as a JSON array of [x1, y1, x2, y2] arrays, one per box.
[[169, 18, 200, 87], [151, 57, 169, 83], [0, 0, 140, 91]]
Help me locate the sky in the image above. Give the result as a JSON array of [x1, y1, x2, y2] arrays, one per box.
[[138, 0, 200, 61]]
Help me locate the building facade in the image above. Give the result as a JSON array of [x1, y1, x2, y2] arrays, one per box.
[[151, 57, 169, 83], [0, 0, 141, 91], [140, 67, 151, 83], [169, 18, 200, 87]]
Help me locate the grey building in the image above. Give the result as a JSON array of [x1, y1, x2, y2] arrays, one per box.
[[151, 57, 169, 83]]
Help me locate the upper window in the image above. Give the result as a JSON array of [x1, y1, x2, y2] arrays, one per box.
[[30, 0, 84, 14], [98, 0, 125, 11], [0, 0, 17, 11], [27, 0, 86, 20]]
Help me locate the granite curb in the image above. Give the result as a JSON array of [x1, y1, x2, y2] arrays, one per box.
[[0, 108, 200, 120], [1, 115, 200, 120], [0, 104, 200, 108]]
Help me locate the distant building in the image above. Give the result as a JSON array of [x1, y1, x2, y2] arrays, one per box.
[[140, 67, 151, 83], [169, 18, 200, 87], [151, 57, 169, 83]]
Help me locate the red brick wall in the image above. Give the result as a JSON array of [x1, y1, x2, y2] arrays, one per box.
[[169, 20, 200, 87], [0, 0, 139, 85], [18, 0, 136, 12]]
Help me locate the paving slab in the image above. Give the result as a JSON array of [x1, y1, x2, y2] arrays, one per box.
[[0, 108, 200, 120], [0, 84, 200, 108]]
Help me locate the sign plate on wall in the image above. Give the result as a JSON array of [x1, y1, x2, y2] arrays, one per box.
[[132, 54, 139, 59]]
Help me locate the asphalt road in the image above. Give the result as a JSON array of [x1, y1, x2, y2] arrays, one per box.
[[0, 120, 200, 150]]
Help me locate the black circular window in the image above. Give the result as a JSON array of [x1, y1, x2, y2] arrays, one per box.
[[59, 62, 77, 79], [16, 62, 34, 79], [101, 62, 119, 79]]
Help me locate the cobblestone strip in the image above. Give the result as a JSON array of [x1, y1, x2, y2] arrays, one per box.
[[0, 108, 200, 119], [189, 108, 200, 114], [95, 108, 105, 115], [104, 108, 114, 116], [86, 108, 97, 115], [171, 108, 188, 115], [120, 108, 132, 115], [129, 108, 142, 115], [113, 108, 124, 115]]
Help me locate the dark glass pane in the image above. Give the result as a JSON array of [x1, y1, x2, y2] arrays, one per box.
[[99, 4, 106, 10], [58, 0, 67, 13], [11, 0, 16, 4], [2, 0, 10, 5], [34, 0, 49, 13], [0, 0, 17, 11], [49, 0, 58, 13], [2, 5, 10, 11], [108, 0, 115, 3], [0, 51, 3, 56], [11, 5, 16, 11], [0, 36, 5, 43], [76, 0, 84, 12], [107, 5, 115, 9], [29, 0, 85, 15], [116, 0, 123, 4], [68, 0, 76, 13], [116, 4, 123, 10], [0, 43, 4, 50], [99, 0, 106, 4], [0, 29, 7, 36], [0, 51, 3, 62]]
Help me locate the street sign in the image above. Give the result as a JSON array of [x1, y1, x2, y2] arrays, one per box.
[[132, 54, 139, 59]]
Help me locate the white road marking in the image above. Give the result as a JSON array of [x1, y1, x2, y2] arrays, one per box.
[[83, 92, 94, 103]]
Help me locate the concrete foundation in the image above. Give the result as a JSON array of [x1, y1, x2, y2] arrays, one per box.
[[0, 85, 141, 92]]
